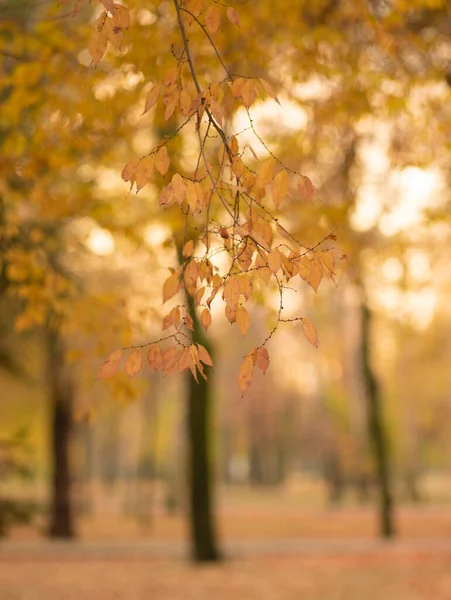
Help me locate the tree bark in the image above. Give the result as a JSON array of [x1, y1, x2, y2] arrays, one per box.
[[46, 326, 75, 539], [359, 290, 395, 538]]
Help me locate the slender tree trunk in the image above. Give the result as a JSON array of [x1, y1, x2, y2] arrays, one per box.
[[359, 290, 395, 538], [185, 292, 221, 561], [46, 327, 75, 538]]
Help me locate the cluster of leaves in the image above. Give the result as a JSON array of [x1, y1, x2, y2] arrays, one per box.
[[75, 0, 343, 394]]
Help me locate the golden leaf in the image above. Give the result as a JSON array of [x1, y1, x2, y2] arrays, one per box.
[[201, 307, 212, 330], [255, 347, 270, 374], [210, 97, 224, 127], [184, 259, 199, 296], [225, 305, 237, 324], [121, 158, 139, 184], [236, 305, 250, 337], [99, 0, 115, 14], [260, 78, 280, 105], [241, 79, 256, 108], [125, 349, 142, 377], [267, 248, 282, 274], [163, 67, 178, 87], [223, 274, 240, 309], [143, 84, 159, 114], [112, 3, 130, 29], [185, 0, 203, 18], [96, 349, 121, 380], [239, 273, 253, 301], [155, 146, 170, 176], [272, 169, 289, 208], [238, 354, 254, 395], [135, 156, 154, 192], [88, 30, 107, 66], [256, 158, 274, 189], [195, 286, 205, 306], [185, 313, 194, 331], [307, 257, 323, 292], [232, 77, 246, 98], [205, 4, 221, 34], [226, 6, 240, 26], [297, 176, 315, 203], [163, 272, 181, 303], [182, 239, 194, 258], [147, 345, 163, 370], [302, 317, 319, 348], [162, 306, 180, 330], [197, 344, 214, 367]]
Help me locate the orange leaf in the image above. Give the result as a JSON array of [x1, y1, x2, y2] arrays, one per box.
[[297, 176, 315, 203], [255, 347, 270, 374], [205, 4, 221, 34], [112, 3, 130, 29], [302, 317, 319, 348], [121, 158, 139, 184], [125, 349, 142, 377], [236, 305, 250, 337], [267, 248, 282, 274], [197, 344, 214, 367], [162, 307, 180, 330], [241, 79, 256, 108], [182, 239, 194, 258], [195, 286, 205, 306], [201, 307, 212, 330], [155, 146, 170, 176], [260, 78, 280, 105], [185, 313, 194, 331], [135, 156, 154, 191], [88, 30, 107, 66], [163, 272, 181, 303], [96, 349, 121, 380], [272, 169, 288, 208], [226, 6, 240, 26], [238, 354, 254, 395], [143, 84, 159, 114], [223, 275, 240, 309], [147, 345, 163, 370]]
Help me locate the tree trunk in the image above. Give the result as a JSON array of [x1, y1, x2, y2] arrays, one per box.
[[46, 327, 75, 539], [176, 243, 221, 561], [359, 290, 395, 538]]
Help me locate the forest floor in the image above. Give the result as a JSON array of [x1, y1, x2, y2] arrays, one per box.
[[2, 500, 451, 599]]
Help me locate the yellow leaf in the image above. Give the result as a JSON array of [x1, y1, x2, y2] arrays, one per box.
[[147, 345, 163, 370], [302, 317, 319, 348], [226, 6, 240, 26], [143, 84, 159, 114], [155, 146, 170, 176], [163, 272, 181, 303], [171, 173, 187, 205], [201, 307, 212, 330], [236, 305, 250, 337], [96, 349, 121, 380], [238, 354, 254, 395], [197, 343, 214, 367], [272, 169, 288, 208], [205, 4, 221, 34], [225, 305, 237, 324], [180, 88, 193, 116], [255, 347, 270, 374], [267, 248, 282, 274], [125, 349, 142, 377]]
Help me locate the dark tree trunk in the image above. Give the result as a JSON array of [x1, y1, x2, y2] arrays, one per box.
[[359, 291, 395, 538], [183, 275, 221, 562], [46, 327, 75, 539]]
